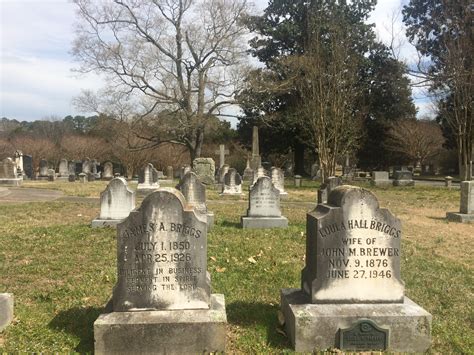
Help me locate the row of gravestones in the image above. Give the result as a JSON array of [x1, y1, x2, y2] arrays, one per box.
[[83, 174, 432, 352]]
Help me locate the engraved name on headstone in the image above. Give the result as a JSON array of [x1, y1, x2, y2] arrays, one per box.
[[113, 188, 210, 311], [302, 185, 404, 303]]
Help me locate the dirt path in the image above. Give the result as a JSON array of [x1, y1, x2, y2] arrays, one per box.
[[0, 187, 64, 203]]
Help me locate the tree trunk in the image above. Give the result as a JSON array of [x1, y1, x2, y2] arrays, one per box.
[[294, 141, 305, 176]]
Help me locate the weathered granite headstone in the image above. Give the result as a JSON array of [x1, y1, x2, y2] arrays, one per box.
[[281, 185, 432, 352], [271, 167, 287, 198], [214, 144, 229, 169], [393, 171, 415, 186], [103, 161, 114, 180], [176, 172, 214, 230], [371, 171, 391, 187], [94, 188, 226, 353], [137, 163, 160, 193], [39, 159, 49, 178], [218, 164, 229, 184], [241, 176, 288, 229], [82, 158, 91, 175], [221, 168, 242, 195], [446, 181, 474, 223], [318, 176, 343, 204], [192, 158, 215, 185], [23, 154, 33, 179], [0, 293, 13, 332], [92, 177, 136, 228], [249, 126, 262, 171], [0, 158, 21, 186]]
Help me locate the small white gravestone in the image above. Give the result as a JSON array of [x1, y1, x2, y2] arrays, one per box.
[[280, 185, 431, 352], [94, 188, 226, 354], [241, 176, 288, 229], [92, 177, 136, 228], [221, 168, 242, 195], [103, 161, 114, 180], [58, 159, 69, 177]]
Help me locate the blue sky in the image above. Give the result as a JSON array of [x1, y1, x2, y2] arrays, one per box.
[[0, 0, 432, 122]]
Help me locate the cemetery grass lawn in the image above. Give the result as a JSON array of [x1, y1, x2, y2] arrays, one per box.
[[0, 182, 472, 353]]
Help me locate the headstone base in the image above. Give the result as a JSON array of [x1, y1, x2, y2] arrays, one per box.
[[37, 176, 50, 181], [281, 288, 431, 353], [446, 212, 474, 223], [94, 294, 226, 355], [279, 191, 288, 200], [0, 293, 14, 331], [57, 176, 69, 181], [91, 218, 125, 228], [158, 179, 173, 185], [0, 178, 22, 186], [370, 180, 392, 187], [241, 216, 288, 229], [393, 180, 415, 186]]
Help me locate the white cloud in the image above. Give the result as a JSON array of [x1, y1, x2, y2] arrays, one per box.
[[0, 0, 103, 120]]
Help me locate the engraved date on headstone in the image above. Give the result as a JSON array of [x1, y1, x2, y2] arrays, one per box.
[[339, 319, 389, 351]]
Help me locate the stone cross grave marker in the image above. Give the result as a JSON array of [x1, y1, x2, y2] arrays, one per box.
[[92, 177, 136, 228], [241, 176, 288, 229], [214, 144, 229, 169]]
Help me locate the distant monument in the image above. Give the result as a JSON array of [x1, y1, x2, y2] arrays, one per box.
[[249, 126, 261, 171], [281, 185, 432, 352]]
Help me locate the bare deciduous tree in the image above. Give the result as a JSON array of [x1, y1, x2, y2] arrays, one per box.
[[72, 0, 250, 162], [386, 119, 445, 166]]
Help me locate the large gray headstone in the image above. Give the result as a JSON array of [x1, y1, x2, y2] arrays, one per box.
[[192, 158, 215, 185], [112, 188, 210, 311], [302, 185, 404, 303], [247, 176, 281, 217], [23, 155, 33, 179], [371, 171, 391, 187], [460, 181, 474, 214]]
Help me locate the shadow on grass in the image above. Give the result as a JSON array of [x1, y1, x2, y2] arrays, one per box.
[[49, 306, 103, 352], [226, 301, 290, 350], [220, 220, 242, 229]]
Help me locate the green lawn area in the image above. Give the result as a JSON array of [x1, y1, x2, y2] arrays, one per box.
[[0, 181, 472, 353]]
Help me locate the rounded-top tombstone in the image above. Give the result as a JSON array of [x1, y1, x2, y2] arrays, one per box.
[[113, 188, 210, 311]]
